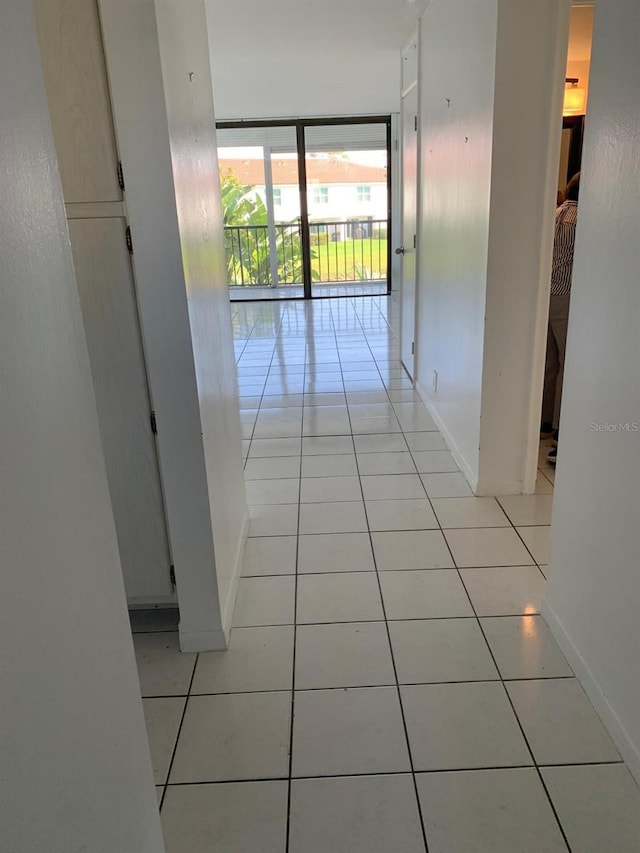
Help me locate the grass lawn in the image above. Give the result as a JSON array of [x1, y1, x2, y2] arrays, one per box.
[[312, 239, 388, 282]]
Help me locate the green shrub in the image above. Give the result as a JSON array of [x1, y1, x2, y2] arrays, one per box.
[[309, 232, 330, 246]]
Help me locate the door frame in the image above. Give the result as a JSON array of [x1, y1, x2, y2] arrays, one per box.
[[522, 0, 576, 493], [216, 115, 393, 301], [399, 81, 420, 378]]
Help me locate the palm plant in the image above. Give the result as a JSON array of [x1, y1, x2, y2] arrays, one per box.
[[219, 169, 315, 287]]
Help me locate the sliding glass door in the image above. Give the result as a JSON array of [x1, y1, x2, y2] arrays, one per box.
[[216, 118, 391, 301], [303, 122, 390, 298], [217, 126, 301, 300]]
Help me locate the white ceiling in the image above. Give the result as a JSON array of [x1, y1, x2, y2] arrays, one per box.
[[206, 0, 430, 52], [208, 1, 592, 65]]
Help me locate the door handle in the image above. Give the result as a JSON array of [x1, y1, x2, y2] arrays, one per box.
[[395, 246, 405, 255]]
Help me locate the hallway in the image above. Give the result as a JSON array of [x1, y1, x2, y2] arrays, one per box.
[[134, 295, 640, 852]]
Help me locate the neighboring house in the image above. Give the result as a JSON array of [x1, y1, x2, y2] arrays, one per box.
[[218, 156, 388, 232]]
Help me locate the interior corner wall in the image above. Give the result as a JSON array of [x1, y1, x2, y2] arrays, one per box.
[[0, 1, 163, 849], [543, 0, 640, 782], [477, 0, 569, 495], [415, 0, 498, 488], [155, 0, 248, 642]]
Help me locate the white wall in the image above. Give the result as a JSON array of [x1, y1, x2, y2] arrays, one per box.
[[205, 1, 401, 119], [415, 0, 497, 484], [99, 0, 247, 651], [478, 0, 569, 494], [544, 0, 640, 782], [0, 1, 163, 849], [155, 0, 248, 642], [565, 3, 594, 114], [211, 46, 400, 119], [415, 0, 568, 494]]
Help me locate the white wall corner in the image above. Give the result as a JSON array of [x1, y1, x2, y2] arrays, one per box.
[[100, 0, 246, 651], [478, 0, 571, 497], [179, 626, 229, 653], [154, 0, 248, 649]]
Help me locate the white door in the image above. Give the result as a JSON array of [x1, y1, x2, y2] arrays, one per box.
[[68, 218, 173, 601], [34, 0, 173, 603], [399, 83, 419, 377]]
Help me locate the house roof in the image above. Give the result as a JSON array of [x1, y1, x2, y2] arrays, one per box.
[[219, 157, 387, 187]]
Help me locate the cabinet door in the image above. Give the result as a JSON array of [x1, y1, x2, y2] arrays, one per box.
[[33, 0, 122, 203], [68, 218, 172, 601]]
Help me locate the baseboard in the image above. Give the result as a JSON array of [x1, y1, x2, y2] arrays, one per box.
[[474, 479, 526, 497], [542, 600, 640, 785], [178, 626, 227, 652], [127, 593, 177, 610], [414, 380, 479, 493], [221, 509, 249, 640], [177, 511, 249, 653]]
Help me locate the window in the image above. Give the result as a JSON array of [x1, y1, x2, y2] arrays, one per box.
[[357, 185, 371, 202], [273, 188, 282, 206], [313, 186, 329, 204]]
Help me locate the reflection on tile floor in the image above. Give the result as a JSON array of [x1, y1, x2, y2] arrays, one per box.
[[134, 295, 640, 852]]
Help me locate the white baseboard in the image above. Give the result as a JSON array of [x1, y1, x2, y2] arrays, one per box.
[[542, 600, 640, 785], [221, 510, 249, 641], [178, 627, 227, 652], [414, 382, 527, 496], [127, 596, 177, 610], [474, 479, 526, 497], [414, 380, 479, 493], [177, 511, 249, 653]]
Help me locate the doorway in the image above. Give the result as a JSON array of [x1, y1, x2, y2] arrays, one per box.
[[216, 117, 392, 301], [530, 2, 593, 490]]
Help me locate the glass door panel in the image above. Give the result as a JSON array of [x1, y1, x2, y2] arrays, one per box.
[[303, 123, 390, 298], [217, 126, 301, 300]]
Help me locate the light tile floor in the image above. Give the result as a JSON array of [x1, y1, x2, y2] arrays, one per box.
[[132, 295, 640, 852]]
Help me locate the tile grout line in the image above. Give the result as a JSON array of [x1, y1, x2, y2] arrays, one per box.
[[427, 490, 574, 852], [283, 311, 307, 853], [158, 650, 200, 813], [243, 312, 286, 472], [471, 478, 573, 851], [148, 672, 580, 701], [356, 300, 571, 850], [157, 758, 623, 789], [341, 302, 432, 853], [230, 298, 572, 850]]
